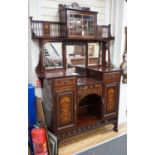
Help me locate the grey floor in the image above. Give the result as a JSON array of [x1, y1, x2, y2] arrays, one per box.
[[74, 134, 127, 155]]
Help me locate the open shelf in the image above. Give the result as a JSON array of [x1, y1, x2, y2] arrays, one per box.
[[77, 114, 101, 127], [79, 104, 94, 109], [77, 94, 102, 127]]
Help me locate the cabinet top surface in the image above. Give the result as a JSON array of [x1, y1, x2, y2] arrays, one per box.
[[88, 66, 122, 73], [44, 68, 79, 79], [42, 66, 122, 79]]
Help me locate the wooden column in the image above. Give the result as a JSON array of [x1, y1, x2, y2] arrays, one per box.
[[86, 42, 88, 67], [36, 40, 45, 75], [62, 42, 66, 69], [102, 42, 106, 67], [105, 42, 111, 67]]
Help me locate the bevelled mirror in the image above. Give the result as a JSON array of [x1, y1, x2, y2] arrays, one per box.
[[88, 42, 102, 66], [44, 42, 63, 69], [66, 45, 86, 68]]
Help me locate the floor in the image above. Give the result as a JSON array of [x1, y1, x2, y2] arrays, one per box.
[[59, 122, 127, 155]]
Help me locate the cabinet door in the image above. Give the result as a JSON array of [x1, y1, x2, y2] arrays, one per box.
[[68, 13, 82, 37], [56, 91, 76, 132], [104, 84, 119, 117], [67, 11, 96, 38]]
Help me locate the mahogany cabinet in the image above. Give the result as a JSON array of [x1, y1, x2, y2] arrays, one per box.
[[41, 67, 121, 141], [31, 2, 123, 145]]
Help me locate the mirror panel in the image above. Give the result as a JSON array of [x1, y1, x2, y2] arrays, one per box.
[[44, 42, 63, 69], [66, 45, 86, 68], [88, 43, 102, 66]]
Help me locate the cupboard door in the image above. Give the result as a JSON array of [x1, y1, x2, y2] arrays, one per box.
[[56, 91, 76, 132], [104, 84, 119, 117], [67, 11, 97, 38]]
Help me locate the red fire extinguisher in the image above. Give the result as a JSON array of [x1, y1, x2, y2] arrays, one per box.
[[31, 124, 48, 155]]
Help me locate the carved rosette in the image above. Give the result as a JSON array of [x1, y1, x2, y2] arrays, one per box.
[[59, 96, 71, 125], [106, 88, 115, 113]]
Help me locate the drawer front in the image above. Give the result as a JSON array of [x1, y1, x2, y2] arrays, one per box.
[[54, 77, 76, 87], [103, 72, 120, 84]]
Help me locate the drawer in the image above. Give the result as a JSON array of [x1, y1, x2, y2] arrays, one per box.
[[103, 72, 120, 83], [54, 77, 76, 87]]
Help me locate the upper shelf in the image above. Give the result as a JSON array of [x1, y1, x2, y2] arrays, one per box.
[[30, 17, 114, 42], [30, 2, 114, 41]]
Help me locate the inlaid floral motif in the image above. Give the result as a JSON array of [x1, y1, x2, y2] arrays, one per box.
[[78, 84, 102, 101], [106, 88, 115, 113], [103, 72, 120, 83], [59, 96, 71, 124]]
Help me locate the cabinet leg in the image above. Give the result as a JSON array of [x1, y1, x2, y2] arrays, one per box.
[[113, 123, 118, 132]]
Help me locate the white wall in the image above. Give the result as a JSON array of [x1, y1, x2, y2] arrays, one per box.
[[31, 0, 108, 24], [119, 0, 127, 124], [28, 0, 127, 124], [110, 0, 127, 124]]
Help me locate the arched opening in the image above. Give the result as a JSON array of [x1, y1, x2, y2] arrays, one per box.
[[77, 94, 102, 126]]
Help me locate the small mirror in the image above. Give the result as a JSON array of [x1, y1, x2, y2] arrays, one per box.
[[66, 45, 86, 68], [44, 42, 63, 68], [88, 43, 102, 66]]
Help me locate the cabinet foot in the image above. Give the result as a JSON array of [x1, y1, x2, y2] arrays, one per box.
[[113, 123, 118, 132]]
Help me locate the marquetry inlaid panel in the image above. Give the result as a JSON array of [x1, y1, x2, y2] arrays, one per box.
[[103, 72, 120, 83], [106, 87, 116, 113], [78, 84, 102, 101], [43, 23, 50, 36], [55, 85, 76, 93], [60, 96, 72, 124], [54, 77, 76, 87], [57, 92, 74, 127]]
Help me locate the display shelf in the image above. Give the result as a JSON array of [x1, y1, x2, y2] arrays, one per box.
[[77, 114, 101, 127]]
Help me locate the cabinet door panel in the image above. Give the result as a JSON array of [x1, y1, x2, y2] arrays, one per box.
[[67, 11, 96, 38], [104, 84, 119, 117], [56, 91, 76, 131]]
